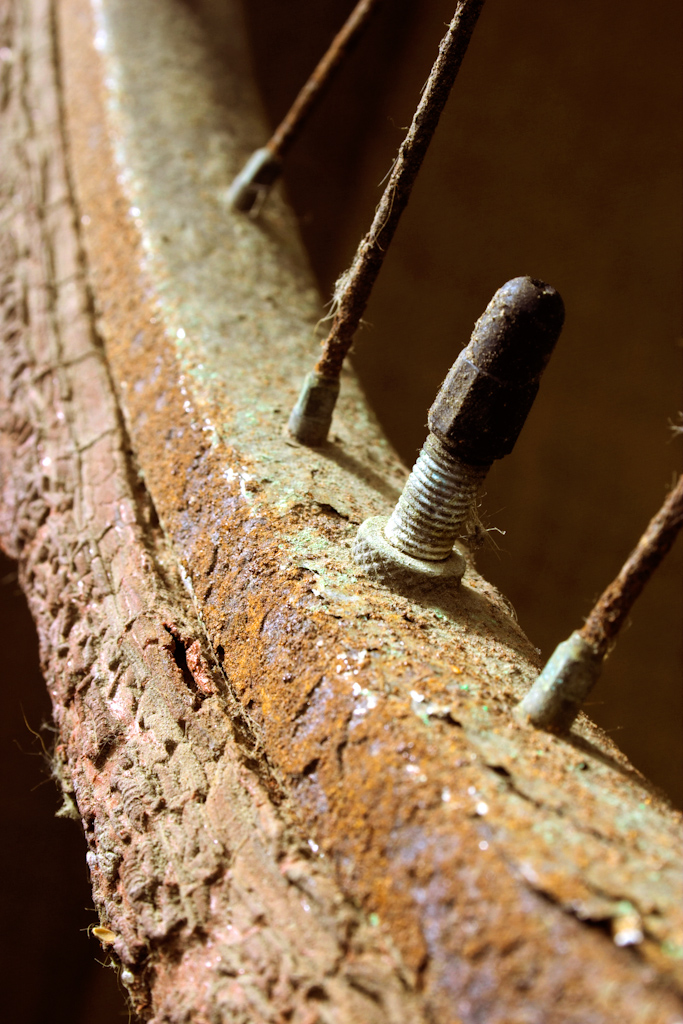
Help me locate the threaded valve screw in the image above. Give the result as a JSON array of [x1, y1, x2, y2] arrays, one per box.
[[384, 435, 488, 561]]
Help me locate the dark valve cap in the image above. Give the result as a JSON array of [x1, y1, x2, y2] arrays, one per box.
[[428, 277, 565, 465]]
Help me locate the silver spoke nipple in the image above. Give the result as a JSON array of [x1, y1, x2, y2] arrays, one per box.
[[516, 632, 603, 733], [227, 147, 282, 213], [288, 372, 340, 447], [354, 276, 565, 587]]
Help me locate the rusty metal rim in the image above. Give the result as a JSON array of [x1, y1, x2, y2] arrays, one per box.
[[59, 0, 683, 1018]]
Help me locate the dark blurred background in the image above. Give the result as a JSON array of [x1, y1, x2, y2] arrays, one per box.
[[2, 1, 680, 1021]]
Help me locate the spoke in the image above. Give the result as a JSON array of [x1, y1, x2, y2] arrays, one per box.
[[518, 473, 683, 732], [228, 0, 384, 212], [289, 0, 486, 445], [581, 473, 683, 657]]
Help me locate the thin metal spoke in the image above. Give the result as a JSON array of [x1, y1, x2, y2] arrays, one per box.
[[518, 473, 683, 732], [228, 0, 384, 213], [289, 0, 486, 445]]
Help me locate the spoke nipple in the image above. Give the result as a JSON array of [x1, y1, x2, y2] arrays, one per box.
[[227, 147, 282, 213], [516, 632, 603, 732], [354, 277, 564, 586], [288, 371, 340, 446]]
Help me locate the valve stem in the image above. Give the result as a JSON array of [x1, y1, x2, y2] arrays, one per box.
[[354, 277, 565, 586]]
